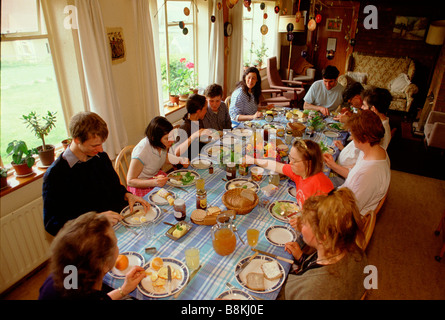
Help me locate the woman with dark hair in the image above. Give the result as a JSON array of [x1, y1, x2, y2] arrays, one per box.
[[247, 139, 333, 208], [229, 67, 263, 121], [127, 116, 190, 197], [39, 212, 146, 300], [176, 94, 213, 160], [281, 187, 368, 300]]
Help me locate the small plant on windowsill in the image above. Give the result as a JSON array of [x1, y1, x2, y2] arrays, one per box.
[[22, 111, 57, 166], [6, 140, 38, 176], [1, 167, 8, 189], [251, 43, 268, 69], [167, 58, 195, 103]]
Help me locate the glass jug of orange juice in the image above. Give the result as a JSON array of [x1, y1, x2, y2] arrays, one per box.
[[211, 212, 236, 256]]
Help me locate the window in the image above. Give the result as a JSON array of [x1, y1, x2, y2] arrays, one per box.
[[243, 1, 278, 69], [157, 0, 197, 102], [1, 0, 67, 164]]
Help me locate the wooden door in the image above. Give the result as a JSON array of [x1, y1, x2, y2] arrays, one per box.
[[311, 1, 360, 77]]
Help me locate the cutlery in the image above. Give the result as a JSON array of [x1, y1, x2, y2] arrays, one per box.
[[167, 265, 172, 295], [232, 224, 245, 245], [120, 222, 139, 235], [173, 264, 202, 299], [235, 252, 258, 276], [173, 186, 189, 193], [251, 248, 294, 264], [122, 209, 141, 222], [225, 282, 263, 300]]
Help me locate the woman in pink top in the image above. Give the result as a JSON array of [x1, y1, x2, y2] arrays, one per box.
[[247, 139, 334, 207]]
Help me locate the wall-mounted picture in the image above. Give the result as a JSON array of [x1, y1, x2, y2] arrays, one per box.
[[107, 27, 126, 64], [326, 18, 342, 32], [393, 16, 428, 41]]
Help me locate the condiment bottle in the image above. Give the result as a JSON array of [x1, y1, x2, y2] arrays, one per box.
[[239, 159, 248, 176], [209, 163, 214, 174], [173, 199, 186, 221], [196, 178, 207, 210], [285, 130, 293, 145], [265, 110, 274, 122], [226, 162, 236, 180]]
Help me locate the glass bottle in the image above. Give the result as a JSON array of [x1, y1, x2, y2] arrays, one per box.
[[226, 162, 236, 180], [196, 178, 207, 210], [239, 158, 248, 176], [211, 212, 236, 256], [173, 199, 186, 221]]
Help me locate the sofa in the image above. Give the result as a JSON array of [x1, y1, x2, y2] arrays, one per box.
[[338, 52, 419, 112]]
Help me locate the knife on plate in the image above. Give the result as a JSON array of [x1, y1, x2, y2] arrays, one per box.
[[167, 265, 172, 295], [235, 252, 258, 276], [251, 248, 294, 264], [122, 209, 141, 222], [173, 264, 202, 299]]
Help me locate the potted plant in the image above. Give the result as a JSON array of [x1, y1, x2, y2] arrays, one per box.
[[61, 138, 72, 150], [167, 58, 195, 103], [251, 43, 268, 69], [6, 140, 38, 176], [1, 167, 8, 189], [22, 111, 57, 166]]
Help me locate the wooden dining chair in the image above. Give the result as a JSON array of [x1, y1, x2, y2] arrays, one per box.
[[374, 188, 389, 216], [225, 96, 231, 109], [114, 145, 134, 189], [358, 210, 377, 251]]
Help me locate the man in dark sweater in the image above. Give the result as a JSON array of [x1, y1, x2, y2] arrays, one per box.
[[42, 112, 150, 236]]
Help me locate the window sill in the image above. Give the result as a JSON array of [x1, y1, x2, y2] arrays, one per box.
[[164, 101, 186, 116], [0, 146, 65, 198]]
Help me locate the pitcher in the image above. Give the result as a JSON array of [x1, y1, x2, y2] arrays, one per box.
[[211, 212, 236, 256]]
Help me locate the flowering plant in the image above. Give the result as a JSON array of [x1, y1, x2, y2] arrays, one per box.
[[167, 58, 195, 96]]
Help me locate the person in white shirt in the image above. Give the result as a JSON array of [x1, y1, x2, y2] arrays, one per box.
[[303, 66, 344, 116], [325, 110, 391, 216]]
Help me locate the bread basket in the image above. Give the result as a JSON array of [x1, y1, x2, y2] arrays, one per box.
[[286, 122, 306, 137], [221, 188, 259, 215]]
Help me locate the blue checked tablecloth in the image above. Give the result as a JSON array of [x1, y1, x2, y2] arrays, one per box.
[[103, 116, 348, 300], [103, 165, 296, 300]]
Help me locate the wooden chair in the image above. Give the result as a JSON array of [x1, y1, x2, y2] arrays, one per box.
[[374, 188, 389, 216], [358, 210, 377, 251], [224, 96, 231, 109], [114, 145, 134, 189]]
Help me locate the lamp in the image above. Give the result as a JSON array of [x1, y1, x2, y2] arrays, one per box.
[[426, 20, 445, 45], [279, 15, 305, 79]]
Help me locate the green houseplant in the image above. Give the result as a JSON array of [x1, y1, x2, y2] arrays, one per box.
[[167, 58, 195, 103], [251, 43, 268, 69], [6, 140, 38, 176], [22, 111, 57, 166], [1, 167, 8, 189]]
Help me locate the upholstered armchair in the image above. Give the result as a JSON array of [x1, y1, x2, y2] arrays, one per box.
[[424, 111, 445, 150], [338, 52, 419, 112]]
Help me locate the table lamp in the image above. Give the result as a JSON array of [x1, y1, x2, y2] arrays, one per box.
[[426, 20, 445, 45]]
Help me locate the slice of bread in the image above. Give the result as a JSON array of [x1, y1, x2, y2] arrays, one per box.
[[191, 209, 206, 221], [261, 261, 282, 281], [246, 272, 265, 291]]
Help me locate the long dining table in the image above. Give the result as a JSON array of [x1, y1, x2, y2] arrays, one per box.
[[103, 113, 349, 300]]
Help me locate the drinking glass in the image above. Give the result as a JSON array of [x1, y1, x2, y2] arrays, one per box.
[[185, 247, 200, 270], [246, 229, 260, 248], [141, 221, 154, 242]]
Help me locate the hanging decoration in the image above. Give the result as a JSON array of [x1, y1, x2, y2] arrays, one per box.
[[274, 6, 280, 14], [179, 21, 185, 29], [260, 24, 268, 35], [217, 2, 222, 10], [308, 18, 316, 31], [243, 0, 251, 8], [211, 15, 216, 23], [184, 7, 190, 16], [315, 14, 322, 24], [264, 13, 268, 19], [295, 0, 302, 22], [260, 2, 265, 10], [183, 28, 189, 35], [301, 50, 308, 58]]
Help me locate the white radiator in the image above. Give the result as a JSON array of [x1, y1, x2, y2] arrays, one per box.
[[0, 197, 51, 293]]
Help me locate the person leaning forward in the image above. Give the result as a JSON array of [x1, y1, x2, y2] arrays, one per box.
[[42, 111, 150, 236]]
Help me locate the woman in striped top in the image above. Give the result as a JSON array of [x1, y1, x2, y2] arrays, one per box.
[[229, 67, 263, 121]]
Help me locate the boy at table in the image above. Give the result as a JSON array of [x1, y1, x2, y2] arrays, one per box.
[[42, 111, 150, 236], [202, 83, 232, 131]]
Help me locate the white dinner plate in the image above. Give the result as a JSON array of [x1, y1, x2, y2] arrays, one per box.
[[225, 178, 260, 193], [120, 204, 161, 227], [108, 251, 144, 279], [265, 226, 297, 247], [268, 200, 300, 222], [234, 255, 285, 294], [148, 191, 176, 205], [287, 186, 296, 198], [216, 289, 253, 300], [323, 130, 341, 138], [231, 128, 253, 137], [202, 144, 230, 159], [167, 169, 200, 187], [138, 257, 189, 298]]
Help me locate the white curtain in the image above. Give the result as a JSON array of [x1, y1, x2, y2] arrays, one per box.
[[227, 2, 244, 95], [132, 0, 162, 122], [75, 0, 127, 159], [208, 0, 224, 86]]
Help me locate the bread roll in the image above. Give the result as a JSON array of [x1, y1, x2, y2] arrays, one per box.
[[246, 272, 265, 291]]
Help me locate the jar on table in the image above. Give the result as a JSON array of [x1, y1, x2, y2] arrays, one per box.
[[173, 199, 186, 221], [285, 130, 293, 145], [265, 111, 274, 122], [226, 162, 236, 180]]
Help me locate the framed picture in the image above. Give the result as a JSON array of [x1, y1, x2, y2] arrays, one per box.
[[326, 18, 342, 32], [393, 16, 428, 41], [107, 27, 126, 64]]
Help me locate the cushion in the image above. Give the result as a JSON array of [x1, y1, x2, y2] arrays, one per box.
[[346, 71, 368, 84], [388, 73, 411, 93], [292, 56, 314, 75]]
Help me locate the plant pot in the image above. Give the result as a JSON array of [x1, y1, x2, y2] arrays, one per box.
[[37, 144, 55, 166], [62, 139, 72, 150], [1, 176, 7, 189], [169, 94, 180, 105], [179, 93, 189, 101], [11, 162, 33, 176]]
